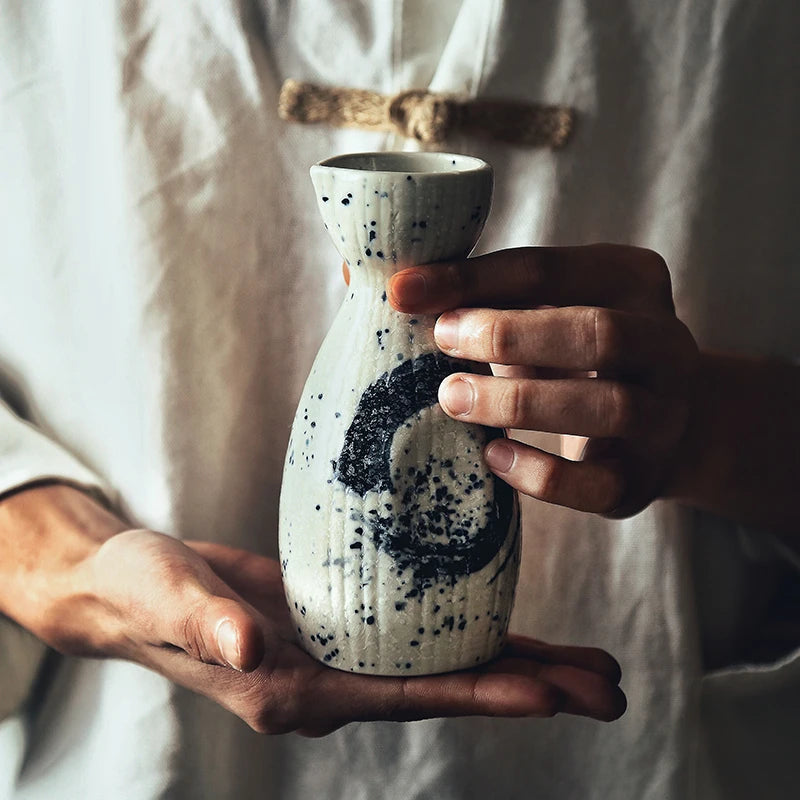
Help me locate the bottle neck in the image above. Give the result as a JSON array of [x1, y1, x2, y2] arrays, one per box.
[[347, 259, 408, 291], [343, 262, 437, 351]]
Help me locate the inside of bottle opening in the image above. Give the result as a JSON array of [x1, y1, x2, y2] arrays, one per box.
[[318, 152, 488, 174]]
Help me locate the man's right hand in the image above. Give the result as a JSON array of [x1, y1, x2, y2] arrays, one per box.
[[0, 484, 626, 735]]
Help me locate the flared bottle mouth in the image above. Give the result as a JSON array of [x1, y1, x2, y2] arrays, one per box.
[[314, 151, 491, 177], [310, 151, 493, 270]]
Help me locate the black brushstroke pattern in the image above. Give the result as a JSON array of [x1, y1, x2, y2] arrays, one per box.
[[335, 353, 514, 585]]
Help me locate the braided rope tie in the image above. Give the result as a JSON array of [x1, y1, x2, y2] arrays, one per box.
[[278, 79, 574, 148]]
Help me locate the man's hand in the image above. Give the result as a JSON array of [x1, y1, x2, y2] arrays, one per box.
[[0, 484, 626, 736], [388, 245, 700, 518]]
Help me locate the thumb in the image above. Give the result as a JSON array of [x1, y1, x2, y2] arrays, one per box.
[[93, 530, 265, 672], [178, 594, 264, 673]]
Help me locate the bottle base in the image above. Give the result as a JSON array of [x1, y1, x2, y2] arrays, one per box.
[[299, 634, 509, 677]]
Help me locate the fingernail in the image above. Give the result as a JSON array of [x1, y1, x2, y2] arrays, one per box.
[[434, 312, 460, 351], [216, 619, 242, 671], [389, 271, 427, 306], [440, 376, 474, 416], [485, 441, 515, 473]]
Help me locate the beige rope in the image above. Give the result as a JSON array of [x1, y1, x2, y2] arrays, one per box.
[[278, 79, 574, 149]]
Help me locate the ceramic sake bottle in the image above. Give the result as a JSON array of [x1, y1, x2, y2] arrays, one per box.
[[279, 152, 519, 676]]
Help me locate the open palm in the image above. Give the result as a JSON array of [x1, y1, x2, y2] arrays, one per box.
[[87, 531, 624, 737]]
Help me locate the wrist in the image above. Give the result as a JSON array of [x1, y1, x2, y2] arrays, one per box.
[[663, 351, 800, 534], [0, 482, 127, 654], [662, 351, 729, 503]]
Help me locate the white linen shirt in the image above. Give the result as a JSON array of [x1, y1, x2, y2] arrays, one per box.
[[1, 1, 798, 798]]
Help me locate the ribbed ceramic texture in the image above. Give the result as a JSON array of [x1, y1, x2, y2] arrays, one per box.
[[279, 152, 520, 676]]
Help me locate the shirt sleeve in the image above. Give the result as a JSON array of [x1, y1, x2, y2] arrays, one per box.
[[0, 398, 115, 722], [0, 399, 115, 504]]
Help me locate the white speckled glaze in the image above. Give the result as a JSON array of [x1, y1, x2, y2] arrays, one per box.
[[279, 152, 520, 676]]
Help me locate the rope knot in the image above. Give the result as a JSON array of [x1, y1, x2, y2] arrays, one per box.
[[277, 79, 574, 149], [388, 90, 460, 144]]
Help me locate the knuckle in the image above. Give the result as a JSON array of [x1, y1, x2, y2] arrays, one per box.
[[179, 599, 218, 665], [469, 675, 482, 708], [500, 380, 529, 427], [535, 457, 562, 503], [605, 382, 637, 437], [590, 308, 625, 368], [179, 607, 206, 662], [487, 314, 517, 362]]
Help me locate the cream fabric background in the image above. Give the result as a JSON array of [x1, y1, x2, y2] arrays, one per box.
[[1, 1, 798, 798]]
